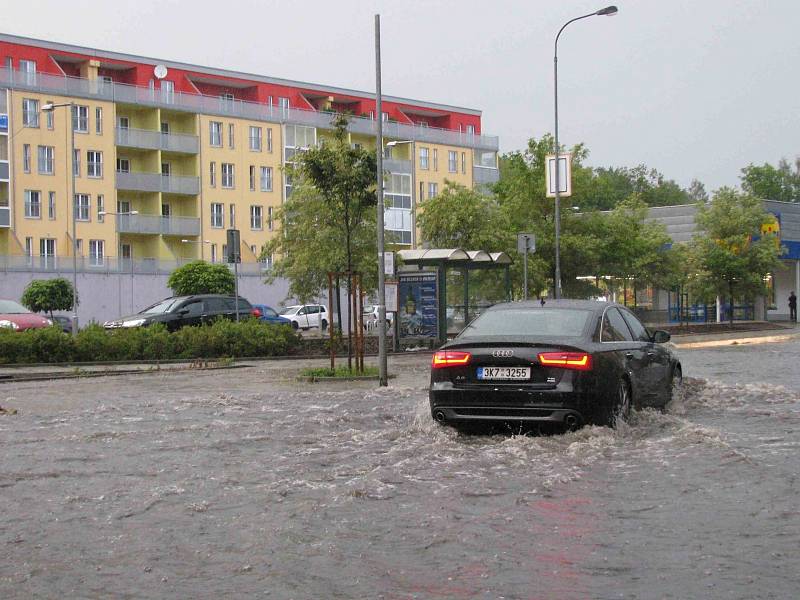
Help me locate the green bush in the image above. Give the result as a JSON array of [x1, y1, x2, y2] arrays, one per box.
[[0, 320, 300, 364]]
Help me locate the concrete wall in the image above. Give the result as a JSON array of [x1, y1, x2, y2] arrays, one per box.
[[1, 270, 296, 325]]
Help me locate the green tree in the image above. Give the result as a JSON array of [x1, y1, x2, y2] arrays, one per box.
[[688, 188, 783, 325], [262, 114, 377, 367], [20, 278, 76, 318], [167, 261, 235, 295], [740, 159, 800, 202]]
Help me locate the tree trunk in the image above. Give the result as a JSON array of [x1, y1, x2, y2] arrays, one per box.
[[729, 281, 735, 328], [335, 276, 342, 336]]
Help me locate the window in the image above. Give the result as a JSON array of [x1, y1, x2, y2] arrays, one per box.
[[228, 123, 235, 148], [117, 200, 131, 214], [260, 166, 272, 192], [210, 244, 218, 263], [46, 101, 54, 129], [95, 107, 103, 134], [229, 204, 236, 228], [160, 80, 174, 104], [19, 59, 36, 84], [220, 93, 234, 111], [222, 163, 234, 188], [24, 190, 41, 218], [382, 112, 389, 122], [116, 158, 130, 173], [466, 125, 475, 136], [369, 111, 375, 120], [23, 144, 31, 173], [87, 151, 103, 178], [419, 147, 429, 170], [249, 126, 262, 151], [448, 151, 457, 173], [461, 152, 466, 174], [37, 146, 54, 175], [97, 195, 104, 223], [209, 121, 222, 146], [383, 145, 392, 159], [279, 96, 290, 113], [419, 181, 424, 201], [385, 173, 412, 209], [211, 203, 224, 228], [268, 206, 274, 231], [120, 244, 132, 261], [89, 240, 104, 266], [433, 149, 438, 171], [161, 162, 171, 177], [222, 244, 227, 262], [601, 308, 633, 342], [74, 194, 90, 221], [25, 237, 33, 265], [73, 149, 81, 177], [428, 182, 438, 198], [161, 203, 171, 217], [40, 238, 56, 267], [22, 98, 39, 127], [160, 121, 170, 135], [76, 239, 83, 255], [250, 205, 263, 230], [284, 125, 316, 161], [209, 162, 216, 187], [72, 105, 89, 132], [249, 165, 256, 191], [267, 128, 273, 152], [48, 192, 56, 220]]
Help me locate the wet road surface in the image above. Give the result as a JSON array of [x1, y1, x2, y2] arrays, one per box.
[[1, 345, 799, 599]]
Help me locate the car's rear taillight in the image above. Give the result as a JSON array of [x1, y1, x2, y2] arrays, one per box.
[[537, 352, 593, 371], [432, 350, 472, 369], [251, 308, 262, 318]]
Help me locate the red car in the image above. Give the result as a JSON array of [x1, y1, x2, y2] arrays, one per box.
[[0, 299, 53, 331]]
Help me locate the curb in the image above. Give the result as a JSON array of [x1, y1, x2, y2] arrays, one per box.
[[674, 332, 800, 349]]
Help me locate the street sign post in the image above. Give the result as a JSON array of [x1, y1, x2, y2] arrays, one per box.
[[517, 233, 536, 301]]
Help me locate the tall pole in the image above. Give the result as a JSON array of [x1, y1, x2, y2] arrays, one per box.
[[69, 104, 78, 335], [553, 6, 618, 301], [375, 14, 388, 386]]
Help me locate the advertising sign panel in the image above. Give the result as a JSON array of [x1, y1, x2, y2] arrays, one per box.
[[398, 272, 438, 338]]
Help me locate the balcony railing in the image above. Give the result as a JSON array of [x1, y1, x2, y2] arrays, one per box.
[[0, 67, 499, 151], [0, 254, 271, 276], [472, 165, 499, 185], [115, 127, 199, 154], [383, 158, 413, 174], [115, 172, 200, 195], [117, 214, 200, 236], [0, 206, 9, 227]]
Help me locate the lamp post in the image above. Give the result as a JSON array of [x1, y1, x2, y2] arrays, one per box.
[[42, 101, 78, 334], [553, 5, 617, 299], [375, 14, 388, 386]]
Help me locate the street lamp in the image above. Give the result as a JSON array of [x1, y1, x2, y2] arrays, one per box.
[[42, 101, 78, 335], [375, 14, 388, 386], [552, 5, 617, 299]]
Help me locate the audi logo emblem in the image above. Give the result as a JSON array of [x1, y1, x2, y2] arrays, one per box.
[[492, 350, 514, 357]]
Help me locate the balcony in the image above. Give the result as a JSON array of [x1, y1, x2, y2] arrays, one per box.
[[115, 127, 199, 154], [0, 67, 500, 151], [115, 172, 200, 195], [473, 165, 499, 186], [383, 158, 413, 175], [116, 214, 200, 236], [0, 206, 9, 227], [0, 160, 8, 181]]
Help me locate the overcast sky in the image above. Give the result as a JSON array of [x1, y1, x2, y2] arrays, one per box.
[[7, 0, 800, 192]]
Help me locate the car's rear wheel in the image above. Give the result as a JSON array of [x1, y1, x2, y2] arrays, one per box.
[[611, 379, 632, 428]]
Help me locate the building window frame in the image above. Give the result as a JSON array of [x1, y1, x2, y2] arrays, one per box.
[[210, 203, 224, 228], [71, 105, 89, 133], [87, 151, 103, 178], [22, 98, 39, 128], [74, 193, 90, 222], [260, 166, 273, 192], [23, 144, 31, 173], [24, 190, 41, 219], [48, 191, 56, 220], [249, 165, 256, 191], [37, 145, 55, 175], [249, 126, 262, 152], [209, 121, 222, 147], [221, 163, 234, 189], [95, 107, 103, 134], [228, 123, 235, 148], [209, 161, 216, 187], [448, 150, 457, 173], [250, 205, 263, 230], [89, 239, 105, 267], [419, 147, 429, 170]]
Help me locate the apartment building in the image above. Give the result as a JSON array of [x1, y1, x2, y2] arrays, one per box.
[[0, 32, 499, 276]]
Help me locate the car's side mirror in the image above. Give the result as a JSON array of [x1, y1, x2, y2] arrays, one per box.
[[652, 330, 671, 344]]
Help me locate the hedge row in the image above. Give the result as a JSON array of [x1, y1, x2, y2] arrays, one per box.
[[0, 319, 301, 364]]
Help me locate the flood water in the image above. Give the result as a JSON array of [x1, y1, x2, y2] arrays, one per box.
[[1, 345, 799, 599]]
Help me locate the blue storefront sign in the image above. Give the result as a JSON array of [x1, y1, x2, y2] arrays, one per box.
[[398, 272, 438, 338]]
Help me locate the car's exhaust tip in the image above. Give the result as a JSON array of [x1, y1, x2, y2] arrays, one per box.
[[564, 413, 580, 431], [433, 410, 447, 424]]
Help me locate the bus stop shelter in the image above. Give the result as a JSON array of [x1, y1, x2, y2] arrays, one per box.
[[397, 248, 512, 343]]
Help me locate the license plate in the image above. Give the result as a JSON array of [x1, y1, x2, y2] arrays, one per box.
[[477, 366, 530, 381]]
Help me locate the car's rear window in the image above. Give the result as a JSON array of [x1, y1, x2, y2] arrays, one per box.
[[459, 308, 592, 338]]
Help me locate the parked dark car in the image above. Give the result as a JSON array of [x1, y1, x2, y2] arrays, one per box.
[[103, 295, 256, 332], [429, 300, 681, 432], [0, 299, 53, 331], [251, 304, 292, 326], [51, 315, 73, 334]]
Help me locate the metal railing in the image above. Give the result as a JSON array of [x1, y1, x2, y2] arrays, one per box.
[[0, 67, 499, 151], [115, 172, 200, 195], [115, 127, 199, 154], [473, 165, 499, 185], [0, 253, 271, 276], [116, 214, 201, 236], [383, 158, 413, 174]]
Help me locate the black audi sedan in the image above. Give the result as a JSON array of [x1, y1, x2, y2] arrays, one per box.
[[429, 300, 681, 431]]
